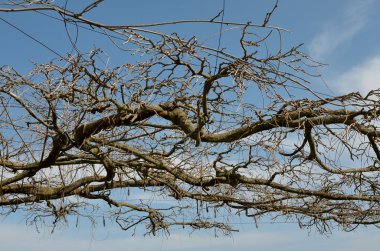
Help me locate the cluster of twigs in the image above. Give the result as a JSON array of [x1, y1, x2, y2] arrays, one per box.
[[0, 0, 380, 235]]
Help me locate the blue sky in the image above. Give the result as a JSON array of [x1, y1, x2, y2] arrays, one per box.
[[1, 0, 380, 250]]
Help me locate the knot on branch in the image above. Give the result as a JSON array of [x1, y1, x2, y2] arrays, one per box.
[[159, 102, 177, 111], [216, 169, 241, 187]]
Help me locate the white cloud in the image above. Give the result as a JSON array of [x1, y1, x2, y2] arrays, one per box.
[[309, 0, 374, 60], [333, 54, 380, 95], [1, 221, 380, 251], [0, 222, 298, 251]]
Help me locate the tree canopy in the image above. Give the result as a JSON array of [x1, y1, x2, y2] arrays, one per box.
[[0, 0, 380, 235]]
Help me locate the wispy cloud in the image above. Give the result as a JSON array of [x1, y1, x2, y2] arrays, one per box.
[[0, 223, 297, 251], [309, 0, 374, 60], [1, 222, 380, 251], [333, 54, 380, 95]]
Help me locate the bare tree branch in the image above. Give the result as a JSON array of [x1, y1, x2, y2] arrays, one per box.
[[0, 0, 380, 235]]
